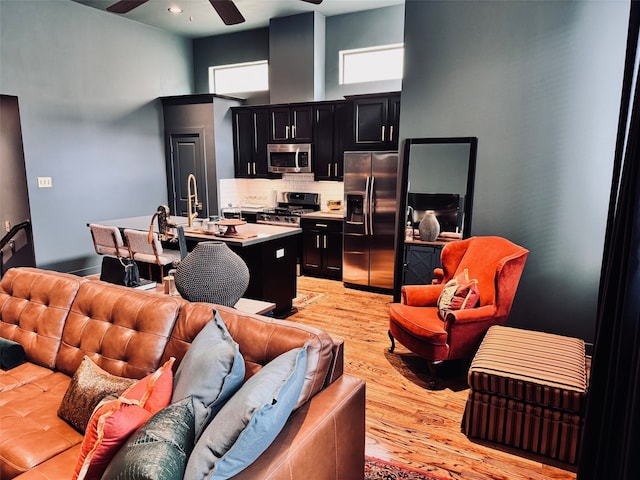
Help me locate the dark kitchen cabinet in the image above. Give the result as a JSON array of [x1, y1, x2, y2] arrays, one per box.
[[312, 103, 337, 181], [269, 104, 313, 143], [232, 107, 280, 178], [348, 92, 401, 151], [301, 217, 343, 280], [402, 242, 443, 286]]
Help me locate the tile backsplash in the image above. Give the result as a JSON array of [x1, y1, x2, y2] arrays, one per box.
[[219, 175, 344, 212]]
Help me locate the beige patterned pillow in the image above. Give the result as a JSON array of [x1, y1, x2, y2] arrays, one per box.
[[437, 269, 480, 319], [58, 356, 136, 433]]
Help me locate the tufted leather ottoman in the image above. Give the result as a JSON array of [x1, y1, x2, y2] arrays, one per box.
[[462, 325, 587, 465]]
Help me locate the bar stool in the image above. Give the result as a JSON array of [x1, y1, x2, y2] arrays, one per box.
[[123, 228, 181, 280]]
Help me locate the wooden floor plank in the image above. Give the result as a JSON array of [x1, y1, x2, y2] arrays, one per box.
[[290, 276, 577, 480]]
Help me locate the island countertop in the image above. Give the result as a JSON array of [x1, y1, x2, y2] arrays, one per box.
[[93, 216, 301, 318], [95, 215, 301, 247]]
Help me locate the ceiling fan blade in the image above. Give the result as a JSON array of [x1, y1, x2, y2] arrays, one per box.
[[106, 0, 149, 14], [209, 0, 246, 26], [301, 0, 324, 4]]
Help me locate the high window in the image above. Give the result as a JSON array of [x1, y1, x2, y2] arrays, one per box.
[[209, 60, 269, 94], [339, 44, 404, 84]]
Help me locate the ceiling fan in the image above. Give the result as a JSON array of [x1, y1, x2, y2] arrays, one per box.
[[106, 0, 323, 26]]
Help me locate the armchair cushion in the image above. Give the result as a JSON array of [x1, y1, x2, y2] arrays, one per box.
[[437, 269, 480, 319]]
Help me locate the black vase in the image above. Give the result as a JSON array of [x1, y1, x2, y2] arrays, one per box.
[[174, 241, 249, 307]]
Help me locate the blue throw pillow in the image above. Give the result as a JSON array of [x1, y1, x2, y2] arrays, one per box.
[[171, 310, 245, 441], [100, 396, 196, 480], [184, 344, 308, 480]]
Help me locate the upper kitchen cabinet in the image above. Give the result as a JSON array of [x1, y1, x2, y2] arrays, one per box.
[[347, 92, 401, 151], [312, 102, 346, 181], [269, 104, 313, 143], [232, 106, 281, 179], [161, 94, 243, 218]]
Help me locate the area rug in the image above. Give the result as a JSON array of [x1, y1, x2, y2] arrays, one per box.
[[365, 456, 449, 480], [292, 289, 326, 309]]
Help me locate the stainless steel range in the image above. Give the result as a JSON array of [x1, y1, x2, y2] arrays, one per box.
[[257, 192, 320, 227]]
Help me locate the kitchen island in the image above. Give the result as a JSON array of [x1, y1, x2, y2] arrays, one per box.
[[93, 216, 301, 318]]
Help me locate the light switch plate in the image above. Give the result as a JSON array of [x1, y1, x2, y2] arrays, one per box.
[[37, 177, 53, 188]]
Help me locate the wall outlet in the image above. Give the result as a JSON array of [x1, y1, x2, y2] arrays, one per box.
[[37, 176, 53, 188]]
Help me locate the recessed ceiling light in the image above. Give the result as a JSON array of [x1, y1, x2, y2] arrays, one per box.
[[168, 7, 183, 15]]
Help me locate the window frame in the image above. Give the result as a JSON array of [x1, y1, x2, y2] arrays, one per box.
[[208, 60, 269, 95], [339, 43, 404, 85]]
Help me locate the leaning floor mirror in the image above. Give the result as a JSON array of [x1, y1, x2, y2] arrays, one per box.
[[393, 137, 478, 302]]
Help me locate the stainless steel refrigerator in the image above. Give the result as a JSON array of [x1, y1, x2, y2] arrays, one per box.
[[343, 151, 399, 290]]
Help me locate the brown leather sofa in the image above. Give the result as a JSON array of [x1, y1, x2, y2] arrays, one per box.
[[0, 267, 365, 479]]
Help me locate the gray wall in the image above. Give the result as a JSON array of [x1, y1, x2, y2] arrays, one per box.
[[192, 5, 405, 103], [324, 5, 404, 100], [193, 28, 270, 105], [0, 0, 192, 273], [400, 0, 628, 343]]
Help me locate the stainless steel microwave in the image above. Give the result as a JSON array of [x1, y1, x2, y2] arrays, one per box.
[[267, 143, 312, 173]]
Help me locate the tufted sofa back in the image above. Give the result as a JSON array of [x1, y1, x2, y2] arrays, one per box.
[[1, 268, 341, 405], [56, 280, 184, 380], [0, 267, 86, 369], [163, 302, 337, 409]]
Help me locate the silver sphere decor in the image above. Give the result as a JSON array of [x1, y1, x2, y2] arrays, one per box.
[[174, 241, 250, 307]]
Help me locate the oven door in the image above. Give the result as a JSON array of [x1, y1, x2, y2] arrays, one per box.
[[268, 144, 311, 173]]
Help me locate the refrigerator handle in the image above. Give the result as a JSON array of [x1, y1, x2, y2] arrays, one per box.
[[368, 176, 375, 236], [364, 176, 371, 236]]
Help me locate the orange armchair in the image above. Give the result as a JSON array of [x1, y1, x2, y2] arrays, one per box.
[[389, 236, 529, 381]]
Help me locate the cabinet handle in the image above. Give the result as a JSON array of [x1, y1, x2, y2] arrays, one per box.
[[381, 125, 386, 141], [328, 164, 331, 177], [316, 234, 320, 249], [247, 163, 251, 175], [286, 125, 290, 139], [252, 162, 256, 175], [334, 163, 338, 177], [316, 223, 328, 228], [291, 125, 296, 139], [323, 235, 327, 249], [389, 126, 394, 142]]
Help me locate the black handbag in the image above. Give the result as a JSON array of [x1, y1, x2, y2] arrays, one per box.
[[100, 256, 141, 287]]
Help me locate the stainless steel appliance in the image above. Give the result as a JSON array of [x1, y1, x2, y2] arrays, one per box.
[[343, 151, 399, 290], [257, 192, 320, 227], [267, 144, 312, 173]]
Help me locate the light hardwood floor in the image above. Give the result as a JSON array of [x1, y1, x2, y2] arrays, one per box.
[[290, 276, 577, 480]]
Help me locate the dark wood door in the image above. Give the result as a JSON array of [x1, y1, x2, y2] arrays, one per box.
[[232, 109, 253, 178], [291, 105, 313, 142], [270, 105, 313, 142], [353, 97, 388, 148], [253, 108, 273, 177], [313, 104, 335, 181], [324, 230, 343, 279], [168, 130, 206, 218]]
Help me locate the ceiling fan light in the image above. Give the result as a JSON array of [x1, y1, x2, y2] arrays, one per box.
[[168, 6, 183, 14]]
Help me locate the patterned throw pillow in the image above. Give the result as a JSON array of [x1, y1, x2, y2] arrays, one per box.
[[437, 268, 480, 319], [72, 358, 175, 480], [100, 397, 196, 480], [58, 356, 137, 433]]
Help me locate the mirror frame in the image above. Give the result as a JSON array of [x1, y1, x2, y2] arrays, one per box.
[[393, 137, 478, 302]]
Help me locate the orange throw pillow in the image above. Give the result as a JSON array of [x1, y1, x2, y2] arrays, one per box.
[[72, 358, 175, 480]]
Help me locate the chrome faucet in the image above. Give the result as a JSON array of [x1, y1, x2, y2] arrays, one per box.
[[187, 174, 199, 227]]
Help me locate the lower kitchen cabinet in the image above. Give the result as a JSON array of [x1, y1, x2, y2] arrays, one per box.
[[402, 242, 444, 285], [301, 218, 343, 280]]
